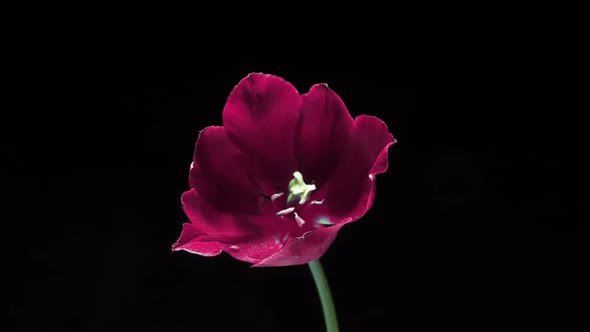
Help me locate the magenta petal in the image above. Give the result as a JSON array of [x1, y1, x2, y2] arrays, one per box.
[[172, 223, 285, 264], [353, 115, 397, 175], [189, 126, 261, 213], [174, 189, 297, 264], [172, 223, 225, 257], [222, 73, 302, 186], [301, 171, 377, 228], [223, 235, 287, 264], [253, 222, 350, 267], [321, 115, 396, 219], [179, 189, 258, 241], [296, 84, 354, 184]]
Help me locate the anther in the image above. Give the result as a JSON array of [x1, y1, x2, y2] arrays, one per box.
[[276, 207, 295, 217], [294, 212, 306, 227], [271, 192, 284, 201]]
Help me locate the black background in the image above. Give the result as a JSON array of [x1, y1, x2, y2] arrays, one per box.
[[8, 62, 587, 331]]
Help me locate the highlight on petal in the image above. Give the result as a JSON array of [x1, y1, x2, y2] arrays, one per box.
[[224, 236, 286, 264], [172, 223, 224, 257], [253, 221, 350, 267], [172, 222, 287, 264]]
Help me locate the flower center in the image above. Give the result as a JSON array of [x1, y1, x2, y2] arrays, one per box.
[[287, 171, 316, 205], [271, 171, 326, 228]]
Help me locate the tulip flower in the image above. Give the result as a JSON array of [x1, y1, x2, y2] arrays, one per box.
[[173, 73, 396, 331]]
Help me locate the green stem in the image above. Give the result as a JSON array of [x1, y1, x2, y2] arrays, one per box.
[[308, 259, 339, 332]]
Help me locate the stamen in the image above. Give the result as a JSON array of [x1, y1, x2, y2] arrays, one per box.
[[276, 207, 295, 217], [294, 212, 306, 227], [310, 199, 325, 205], [270, 192, 284, 201]]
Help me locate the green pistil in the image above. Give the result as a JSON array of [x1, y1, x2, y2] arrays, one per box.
[[287, 171, 316, 205]]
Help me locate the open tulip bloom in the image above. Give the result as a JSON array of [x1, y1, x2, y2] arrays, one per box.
[[172, 73, 396, 331]]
